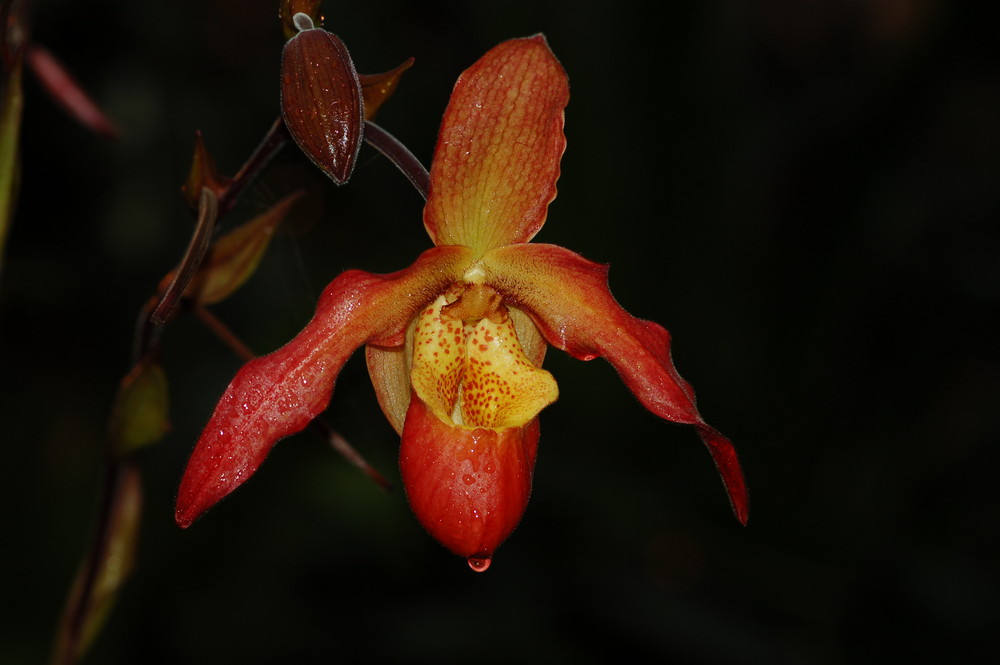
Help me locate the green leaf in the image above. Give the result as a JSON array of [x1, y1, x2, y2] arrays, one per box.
[[186, 190, 303, 305], [51, 464, 143, 664], [0, 51, 24, 273], [108, 359, 170, 457]]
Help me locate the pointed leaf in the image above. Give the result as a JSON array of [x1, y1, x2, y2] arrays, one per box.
[[481, 243, 749, 525], [51, 463, 142, 662], [280, 15, 363, 185], [176, 245, 474, 527], [108, 358, 170, 457], [0, 48, 24, 272], [185, 190, 303, 305], [180, 131, 231, 211], [423, 35, 569, 255], [359, 57, 414, 119], [77, 464, 142, 654]]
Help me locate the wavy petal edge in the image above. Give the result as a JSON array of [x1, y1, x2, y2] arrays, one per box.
[[481, 243, 749, 524]]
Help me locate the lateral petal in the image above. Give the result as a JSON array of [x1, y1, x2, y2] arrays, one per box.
[[176, 245, 473, 527], [423, 35, 569, 255], [481, 243, 749, 525]]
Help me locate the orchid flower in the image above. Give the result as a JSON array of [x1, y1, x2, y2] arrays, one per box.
[[175, 35, 748, 571]]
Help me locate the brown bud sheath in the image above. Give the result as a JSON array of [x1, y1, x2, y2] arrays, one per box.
[[280, 14, 363, 185]]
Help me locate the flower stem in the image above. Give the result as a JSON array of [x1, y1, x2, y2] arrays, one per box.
[[149, 187, 218, 326], [192, 302, 255, 361], [51, 110, 290, 665], [313, 417, 393, 492], [50, 459, 137, 665], [218, 117, 291, 214], [364, 120, 429, 200]]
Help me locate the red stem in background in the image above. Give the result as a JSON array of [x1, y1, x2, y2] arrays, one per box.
[[193, 303, 392, 491], [364, 120, 429, 200], [218, 118, 291, 215]]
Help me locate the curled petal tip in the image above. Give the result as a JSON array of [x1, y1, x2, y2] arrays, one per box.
[[733, 495, 750, 526], [695, 425, 749, 526], [174, 508, 194, 529], [481, 243, 750, 524]]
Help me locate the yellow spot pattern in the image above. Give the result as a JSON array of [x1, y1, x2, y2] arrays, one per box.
[[411, 289, 557, 429]]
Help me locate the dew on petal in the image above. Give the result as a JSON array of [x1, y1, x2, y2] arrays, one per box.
[[467, 555, 492, 572]]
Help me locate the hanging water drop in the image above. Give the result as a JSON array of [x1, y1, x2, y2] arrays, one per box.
[[467, 555, 492, 572]]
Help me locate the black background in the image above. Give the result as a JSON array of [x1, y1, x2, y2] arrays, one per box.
[[3, 1, 997, 662]]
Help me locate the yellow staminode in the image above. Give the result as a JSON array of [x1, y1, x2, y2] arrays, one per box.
[[411, 288, 557, 429]]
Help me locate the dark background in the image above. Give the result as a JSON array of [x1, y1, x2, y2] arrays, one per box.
[[3, 0, 997, 663]]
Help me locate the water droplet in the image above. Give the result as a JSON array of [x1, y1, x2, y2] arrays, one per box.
[[462, 474, 475, 485], [467, 555, 492, 572]]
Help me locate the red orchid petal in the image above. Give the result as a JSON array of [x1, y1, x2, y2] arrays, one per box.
[[400, 394, 539, 570], [176, 245, 473, 527], [481, 243, 749, 525], [423, 35, 569, 255]]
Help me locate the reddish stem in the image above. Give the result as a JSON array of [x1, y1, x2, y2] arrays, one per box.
[[150, 188, 218, 326], [218, 118, 291, 215], [364, 120, 429, 200]]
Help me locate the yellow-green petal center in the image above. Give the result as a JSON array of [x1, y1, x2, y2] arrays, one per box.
[[410, 283, 557, 429]]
